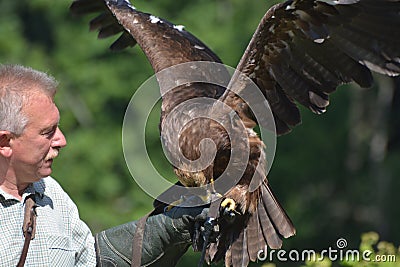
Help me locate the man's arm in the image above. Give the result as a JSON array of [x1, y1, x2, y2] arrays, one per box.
[[95, 203, 208, 267]]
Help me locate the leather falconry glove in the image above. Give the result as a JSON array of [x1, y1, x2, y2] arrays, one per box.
[[95, 200, 208, 267]]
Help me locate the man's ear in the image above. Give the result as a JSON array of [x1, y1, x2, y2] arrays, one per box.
[[0, 131, 13, 158]]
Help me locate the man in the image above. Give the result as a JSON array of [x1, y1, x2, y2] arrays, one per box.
[[0, 64, 207, 266], [0, 64, 97, 266]]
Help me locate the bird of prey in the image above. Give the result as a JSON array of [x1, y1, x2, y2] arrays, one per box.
[[70, 0, 400, 266]]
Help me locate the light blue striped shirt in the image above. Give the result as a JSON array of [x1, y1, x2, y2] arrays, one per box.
[[0, 177, 96, 266]]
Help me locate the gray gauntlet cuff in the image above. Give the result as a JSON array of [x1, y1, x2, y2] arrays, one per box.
[[95, 206, 206, 267]]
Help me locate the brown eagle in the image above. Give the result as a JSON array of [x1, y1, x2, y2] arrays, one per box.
[[70, 0, 400, 266]]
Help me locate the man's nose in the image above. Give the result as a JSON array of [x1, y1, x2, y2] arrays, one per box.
[[51, 127, 67, 148]]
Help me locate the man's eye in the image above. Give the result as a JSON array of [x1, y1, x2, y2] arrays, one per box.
[[42, 128, 56, 137]]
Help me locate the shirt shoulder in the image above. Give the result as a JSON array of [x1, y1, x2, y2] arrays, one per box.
[[33, 176, 69, 200], [36, 176, 64, 192]]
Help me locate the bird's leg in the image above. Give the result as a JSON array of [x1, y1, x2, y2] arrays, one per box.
[[192, 220, 203, 252], [193, 178, 220, 250], [197, 196, 221, 266], [196, 178, 223, 266]]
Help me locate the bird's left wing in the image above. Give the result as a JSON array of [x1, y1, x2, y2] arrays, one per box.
[[70, 0, 229, 121], [70, 0, 137, 50], [70, 0, 221, 62], [222, 0, 400, 135]]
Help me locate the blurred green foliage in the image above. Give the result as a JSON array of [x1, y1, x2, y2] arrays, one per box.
[[303, 232, 399, 267], [0, 0, 399, 266]]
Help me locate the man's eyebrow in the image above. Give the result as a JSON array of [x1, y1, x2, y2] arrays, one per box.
[[41, 122, 59, 132]]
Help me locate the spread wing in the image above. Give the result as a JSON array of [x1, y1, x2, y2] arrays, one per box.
[[222, 0, 400, 135], [70, 0, 228, 124]]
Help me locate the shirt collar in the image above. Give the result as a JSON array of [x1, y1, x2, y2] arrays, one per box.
[[22, 182, 45, 199]]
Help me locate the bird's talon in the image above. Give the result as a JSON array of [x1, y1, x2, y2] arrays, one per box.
[[220, 198, 238, 223], [221, 198, 236, 211], [201, 218, 219, 243], [222, 209, 236, 224], [192, 221, 203, 252]]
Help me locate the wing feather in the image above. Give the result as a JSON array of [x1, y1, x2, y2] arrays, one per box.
[[70, 0, 229, 127], [110, 31, 137, 51], [70, 0, 106, 14], [222, 0, 400, 135]]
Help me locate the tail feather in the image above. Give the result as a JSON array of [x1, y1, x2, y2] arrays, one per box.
[[261, 182, 296, 238], [214, 182, 295, 266], [257, 200, 282, 249], [230, 229, 249, 267], [246, 211, 265, 262]]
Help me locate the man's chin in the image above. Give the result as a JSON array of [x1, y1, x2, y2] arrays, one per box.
[[38, 167, 53, 178]]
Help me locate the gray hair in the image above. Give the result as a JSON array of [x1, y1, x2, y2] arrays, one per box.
[[0, 64, 58, 135]]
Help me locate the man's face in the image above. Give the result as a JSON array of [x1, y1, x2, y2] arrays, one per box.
[[9, 92, 67, 183]]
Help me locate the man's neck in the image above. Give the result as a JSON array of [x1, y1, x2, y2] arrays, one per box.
[[0, 179, 30, 201]]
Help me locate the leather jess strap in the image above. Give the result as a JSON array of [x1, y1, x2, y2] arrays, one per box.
[[16, 196, 37, 267], [131, 210, 154, 267]]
